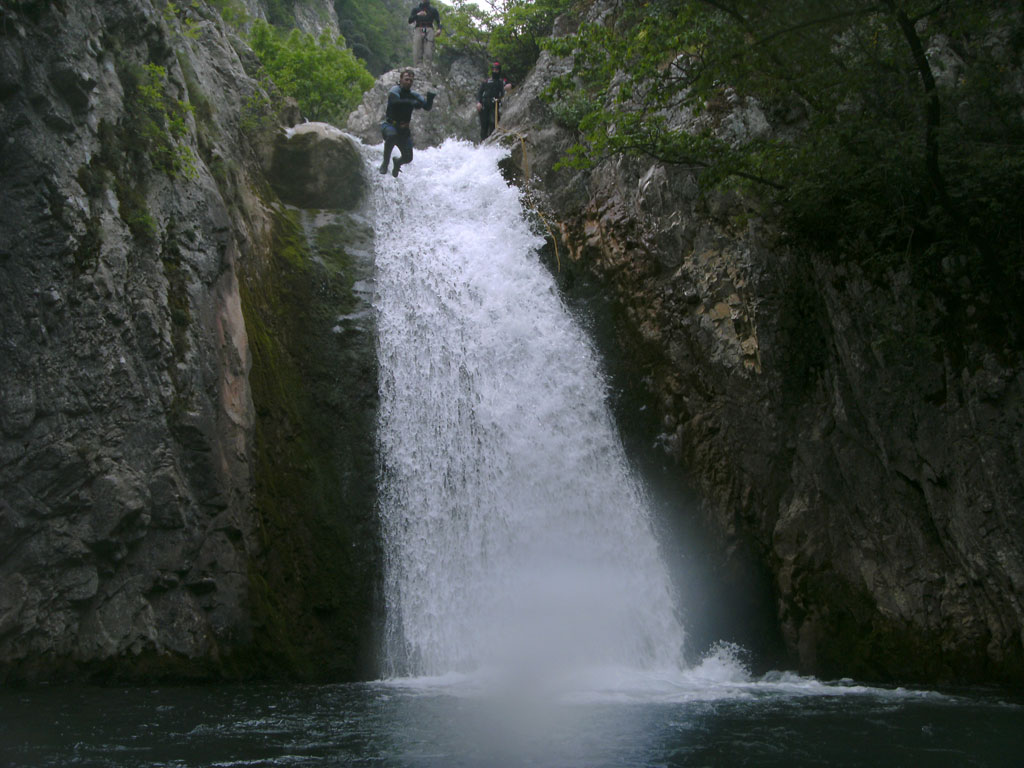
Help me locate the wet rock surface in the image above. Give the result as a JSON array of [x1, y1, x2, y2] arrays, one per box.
[[0, 0, 378, 683], [268, 122, 366, 210]]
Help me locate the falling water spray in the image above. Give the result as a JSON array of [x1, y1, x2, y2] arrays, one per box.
[[369, 140, 685, 683]]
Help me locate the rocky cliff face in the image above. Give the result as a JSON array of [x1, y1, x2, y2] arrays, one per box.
[[238, 0, 340, 37], [498, 25, 1024, 685], [0, 0, 378, 683]]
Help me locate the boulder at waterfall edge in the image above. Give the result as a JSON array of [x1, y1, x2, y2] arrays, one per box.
[[268, 123, 365, 210]]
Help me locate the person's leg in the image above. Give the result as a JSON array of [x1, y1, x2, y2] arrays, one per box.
[[479, 106, 491, 140], [392, 134, 414, 176], [412, 28, 423, 66], [380, 138, 395, 173], [423, 28, 435, 68]]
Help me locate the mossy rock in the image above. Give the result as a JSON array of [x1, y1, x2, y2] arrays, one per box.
[[268, 123, 366, 210], [239, 205, 380, 681]]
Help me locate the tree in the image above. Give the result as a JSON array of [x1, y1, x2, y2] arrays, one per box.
[[334, 0, 411, 75], [546, 0, 1024, 307], [435, 0, 492, 67], [439, 0, 577, 81], [249, 20, 375, 125], [487, 0, 574, 79]]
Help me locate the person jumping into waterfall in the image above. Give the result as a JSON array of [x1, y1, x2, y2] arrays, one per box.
[[380, 69, 436, 177], [476, 61, 512, 141]]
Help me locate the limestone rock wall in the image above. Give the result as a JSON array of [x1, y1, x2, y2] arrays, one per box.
[[499, 45, 1024, 685], [0, 0, 379, 683], [239, 0, 341, 37], [289, 0, 341, 37]]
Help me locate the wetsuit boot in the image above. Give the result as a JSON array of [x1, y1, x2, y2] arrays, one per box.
[[392, 157, 402, 177]]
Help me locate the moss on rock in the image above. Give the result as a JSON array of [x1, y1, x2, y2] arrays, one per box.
[[239, 205, 379, 681]]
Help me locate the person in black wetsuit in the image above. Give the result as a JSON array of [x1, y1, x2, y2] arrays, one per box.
[[380, 69, 436, 177], [476, 61, 512, 141], [409, 0, 441, 68]]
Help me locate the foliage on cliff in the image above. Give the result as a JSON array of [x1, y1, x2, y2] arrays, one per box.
[[440, 0, 576, 80], [546, 0, 1024, 327], [334, 0, 411, 74], [249, 19, 374, 123]]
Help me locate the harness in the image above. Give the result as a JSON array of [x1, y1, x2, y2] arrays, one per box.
[[412, 5, 438, 28], [480, 78, 505, 104]]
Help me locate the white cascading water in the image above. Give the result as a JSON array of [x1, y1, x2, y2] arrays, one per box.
[[369, 140, 685, 683]]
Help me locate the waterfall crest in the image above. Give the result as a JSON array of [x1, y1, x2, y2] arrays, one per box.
[[369, 141, 685, 680]]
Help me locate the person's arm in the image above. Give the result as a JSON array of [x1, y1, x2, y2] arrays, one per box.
[[408, 6, 418, 24], [409, 91, 436, 111], [389, 88, 421, 109], [432, 7, 441, 30]]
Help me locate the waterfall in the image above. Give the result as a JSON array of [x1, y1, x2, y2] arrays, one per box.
[[369, 140, 685, 681]]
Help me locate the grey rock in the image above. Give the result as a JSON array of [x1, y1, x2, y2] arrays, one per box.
[[48, 62, 96, 113], [0, 0, 379, 684], [0, 41, 24, 99], [268, 123, 365, 210], [0, 380, 36, 437], [236, 0, 339, 37]]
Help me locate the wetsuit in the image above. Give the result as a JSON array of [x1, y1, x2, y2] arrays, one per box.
[[477, 75, 510, 140], [409, 2, 441, 67], [380, 85, 435, 176]]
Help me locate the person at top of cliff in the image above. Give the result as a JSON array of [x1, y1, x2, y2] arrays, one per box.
[[409, 0, 442, 69], [476, 61, 513, 141], [380, 68, 436, 177]]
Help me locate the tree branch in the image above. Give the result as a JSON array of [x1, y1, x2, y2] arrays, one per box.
[[694, 0, 750, 28], [753, 5, 884, 48], [880, 0, 953, 213], [910, 0, 951, 25]]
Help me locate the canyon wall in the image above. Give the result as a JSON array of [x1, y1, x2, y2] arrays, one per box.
[[498, 31, 1024, 685], [0, 0, 379, 683]]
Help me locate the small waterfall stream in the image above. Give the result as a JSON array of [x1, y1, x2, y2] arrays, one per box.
[[369, 141, 685, 681]]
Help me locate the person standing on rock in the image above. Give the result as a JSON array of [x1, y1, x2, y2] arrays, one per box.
[[380, 69, 436, 177], [476, 61, 512, 141], [409, 0, 441, 69]]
